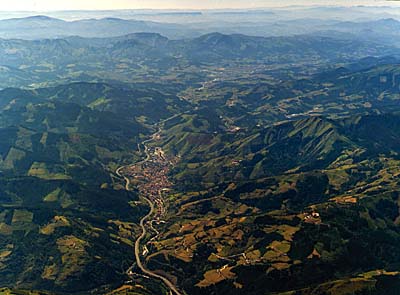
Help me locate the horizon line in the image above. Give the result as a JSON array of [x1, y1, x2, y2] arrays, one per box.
[[1, 4, 400, 12]]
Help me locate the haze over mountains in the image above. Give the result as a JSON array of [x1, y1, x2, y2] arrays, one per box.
[[2, 4, 400, 295], [1, 5, 400, 40]]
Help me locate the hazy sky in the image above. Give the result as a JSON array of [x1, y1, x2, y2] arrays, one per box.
[[0, 0, 398, 10]]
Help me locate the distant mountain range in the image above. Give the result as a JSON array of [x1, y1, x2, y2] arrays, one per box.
[[0, 15, 198, 39], [0, 30, 396, 89], [1, 14, 400, 44]]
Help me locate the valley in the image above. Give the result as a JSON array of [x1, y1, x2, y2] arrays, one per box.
[[117, 121, 182, 295], [2, 5, 400, 295]]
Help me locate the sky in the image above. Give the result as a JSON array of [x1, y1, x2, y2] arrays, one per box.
[[0, 0, 399, 10]]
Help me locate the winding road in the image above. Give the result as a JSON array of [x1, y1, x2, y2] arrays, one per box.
[[116, 119, 184, 295]]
